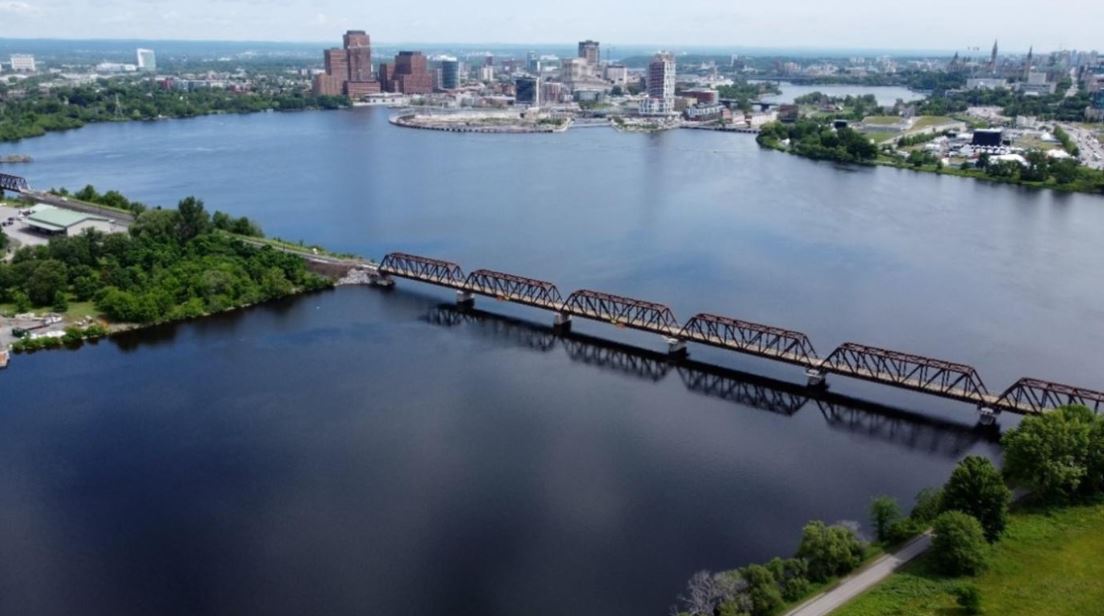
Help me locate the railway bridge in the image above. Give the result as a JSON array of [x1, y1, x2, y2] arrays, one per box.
[[375, 252, 1104, 417]]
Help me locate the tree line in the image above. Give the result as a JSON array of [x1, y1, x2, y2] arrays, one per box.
[[757, 120, 879, 164], [0, 78, 348, 142], [0, 194, 329, 325]]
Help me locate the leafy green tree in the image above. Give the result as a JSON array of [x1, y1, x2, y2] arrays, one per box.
[[176, 196, 211, 242], [870, 496, 902, 543], [931, 511, 988, 576], [1003, 405, 1102, 503], [26, 259, 68, 306], [12, 289, 31, 313], [911, 487, 944, 523], [51, 290, 69, 313], [766, 557, 809, 602], [941, 456, 1011, 542], [739, 564, 783, 616], [796, 521, 866, 582]]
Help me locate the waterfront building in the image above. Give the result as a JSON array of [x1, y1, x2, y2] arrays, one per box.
[[640, 52, 676, 115], [684, 88, 719, 105], [381, 51, 433, 95], [541, 81, 564, 104], [9, 54, 35, 73], [604, 64, 629, 86], [312, 30, 382, 98], [136, 48, 156, 73], [440, 57, 460, 90], [515, 76, 541, 107], [578, 40, 600, 67]]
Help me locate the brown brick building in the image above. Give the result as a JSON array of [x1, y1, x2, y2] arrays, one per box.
[[379, 51, 433, 95], [312, 30, 381, 99]]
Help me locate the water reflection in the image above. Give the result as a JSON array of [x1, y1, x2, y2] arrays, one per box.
[[424, 303, 997, 458]]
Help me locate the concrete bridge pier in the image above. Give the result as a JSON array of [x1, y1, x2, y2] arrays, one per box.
[[665, 337, 688, 358], [805, 368, 828, 388], [977, 406, 998, 426], [456, 290, 475, 306], [553, 313, 572, 332]]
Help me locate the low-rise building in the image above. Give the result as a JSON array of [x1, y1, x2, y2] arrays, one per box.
[[9, 54, 36, 73], [24, 205, 115, 237], [966, 78, 1009, 90]]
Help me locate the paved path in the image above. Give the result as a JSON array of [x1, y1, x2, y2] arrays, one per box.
[[785, 532, 932, 616]]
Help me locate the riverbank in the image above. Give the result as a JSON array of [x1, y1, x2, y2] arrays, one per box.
[[833, 501, 1104, 615], [390, 112, 570, 133]]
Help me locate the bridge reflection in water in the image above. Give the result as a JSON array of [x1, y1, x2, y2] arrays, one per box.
[[424, 304, 997, 459]]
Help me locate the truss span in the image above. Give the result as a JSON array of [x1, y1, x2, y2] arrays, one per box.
[[464, 269, 564, 309], [0, 173, 29, 193], [379, 252, 465, 288], [820, 342, 989, 404], [562, 289, 681, 335], [680, 313, 818, 366], [996, 378, 1104, 414]]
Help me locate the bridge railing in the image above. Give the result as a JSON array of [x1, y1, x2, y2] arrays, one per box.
[[0, 173, 29, 193]]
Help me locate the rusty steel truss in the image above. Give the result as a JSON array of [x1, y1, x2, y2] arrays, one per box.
[[0, 173, 29, 193], [376, 251, 1104, 415], [820, 342, 990, 404], [379, 252, 465, 287], [562, 289, 681, 334], [464, 269, 564, 309], [995, 378, 1104, 414], [680, 313, 818, 366]]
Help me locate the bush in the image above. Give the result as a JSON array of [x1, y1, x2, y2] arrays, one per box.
[[766, 557, 810, 602], [954, 583, 983, 614], [796, 521, 867, 582], [886, 516, 926, 545], [931, 511, 988, 576], [941, 456, 1011, 542], [911, 486, 944, 523], [1002, 405, 1103, 503], [870, 495, 902, 543]]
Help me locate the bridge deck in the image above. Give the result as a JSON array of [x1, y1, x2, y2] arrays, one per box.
[[681, 331, 815, 367]]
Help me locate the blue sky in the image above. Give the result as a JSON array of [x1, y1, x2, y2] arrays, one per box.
[[0, 0, 1098, 52]]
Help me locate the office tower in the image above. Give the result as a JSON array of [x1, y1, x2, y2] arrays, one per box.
[[578, 40, 600, 67], [136, 48, 156, 72], [641, 51, 676, 115], [515, 76, 541, 106], [441, 57, 460, 90], [382, 51, 433, 94]]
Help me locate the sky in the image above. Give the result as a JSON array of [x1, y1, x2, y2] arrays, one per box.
[[0, 0, 1099, 52]]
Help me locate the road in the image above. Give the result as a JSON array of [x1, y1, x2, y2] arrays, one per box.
[[785, 532, 932, 616], [1059, 123, 1104, 170]]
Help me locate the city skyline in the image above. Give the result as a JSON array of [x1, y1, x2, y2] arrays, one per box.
[[0, 0, 1101, 52]]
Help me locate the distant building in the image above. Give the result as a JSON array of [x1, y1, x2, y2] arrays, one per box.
[[541, 81, 564, 104], [515, 76, 541, 106], [966, 78, 1009, 90], [972, 128, 1005, 147], [684, 103, 729, 121], [640, 52, 676, 115], [1018, 71, 1056, 95], [683, 88, 719, 105], [777, 104, 800, 123], [9, 54, 35, 73], [604, 64, 628, 86], [136, 48, 156, 72], [440, 57, 460, 90], [561, 58, 589, 82], [526, 51, 540, 74], [478, 65, 494, 82], [25, 205, 113, 237], [578, 40, 600, 66], [381, 51, 433, 94], [312, 30, 382, 98]]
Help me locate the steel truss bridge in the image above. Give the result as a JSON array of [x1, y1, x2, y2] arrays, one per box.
[[0, 172, 29, 194], [379, 252, 1104, 416]]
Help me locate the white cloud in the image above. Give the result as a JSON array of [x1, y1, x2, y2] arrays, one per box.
[[0, 1, 38, 14]]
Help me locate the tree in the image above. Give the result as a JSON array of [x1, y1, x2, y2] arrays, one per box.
[[740, 564, 783, 616], [1002, 405, 1102, 503], [796, 521, 866, 582], [766, 557, 809, 602], [26, 259, 68, 306], [911, 487, 944, 523], [931, 511, 988, 576], [176, 196, 211, 242], [954, 583, 983, 615], [941, 456, 1011, 542], [51, 290, 69, 313], [870, 496, 902, 543]]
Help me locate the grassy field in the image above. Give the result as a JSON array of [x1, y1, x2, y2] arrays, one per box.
[[863, 115, 902, 125], [910, 116, 956, 131], [833, 503, 1104, 615], [1, 300, 104, 321]]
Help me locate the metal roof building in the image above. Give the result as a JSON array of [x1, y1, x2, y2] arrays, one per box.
[[25, 205, 113, 236]]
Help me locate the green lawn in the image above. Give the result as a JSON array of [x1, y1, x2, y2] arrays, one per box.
[[833, 503, 1104, 615], [863, 115, 902, 125], [910, 116, 955, 131], [1, 300, 104, 321]]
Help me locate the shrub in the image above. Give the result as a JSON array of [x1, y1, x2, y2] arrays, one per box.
[[886, 517, 925, 545], [870, 495, 902, 543], [931, 511, 988, 576], [954, 583, 983, 614], [910, 486, 944, 523], [941, 456, 1011, 542], [1002, 405, 1103, 503], [796, 521, 867, 582]]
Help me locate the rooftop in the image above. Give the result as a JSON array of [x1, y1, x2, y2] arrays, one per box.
[[26, 204, 108, 232]]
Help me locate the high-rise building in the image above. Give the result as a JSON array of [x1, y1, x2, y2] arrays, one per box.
[[641, 51, 676, 115], [9, 54, 36, 73], [136, 48, 156, 72], [312, 30, 381, 98], [578, 40, 600, 66], [515, 76, 541, 107], [526, 51, 539, 74], [381, 51, 433, 94], [440, 57, 460, 90]]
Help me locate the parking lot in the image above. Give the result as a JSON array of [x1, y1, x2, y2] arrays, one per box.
[[0, 203, 52, 249]]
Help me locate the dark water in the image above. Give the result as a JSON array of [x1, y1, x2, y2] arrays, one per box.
[[2, 109, 1103, 615]]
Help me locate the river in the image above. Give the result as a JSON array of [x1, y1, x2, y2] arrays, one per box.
[[2, 108, 1103, 616], [757, 81, 926, 106]]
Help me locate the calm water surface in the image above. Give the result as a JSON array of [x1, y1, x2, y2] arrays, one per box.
[[758, 81, 926, 105], [2, 109, 1103, 616]]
